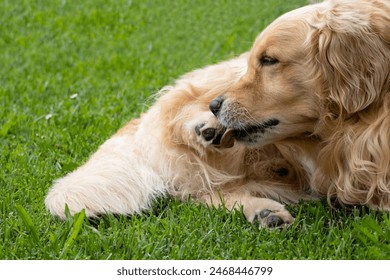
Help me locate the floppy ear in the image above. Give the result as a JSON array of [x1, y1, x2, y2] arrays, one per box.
[[317, 15, 390, 116]]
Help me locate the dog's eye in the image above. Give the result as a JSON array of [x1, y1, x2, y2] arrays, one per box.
[[259, 56, 279, 66]]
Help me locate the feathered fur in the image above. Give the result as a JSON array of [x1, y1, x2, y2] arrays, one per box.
[[213, 0, 390, 210], [45, 54, 316, 227]]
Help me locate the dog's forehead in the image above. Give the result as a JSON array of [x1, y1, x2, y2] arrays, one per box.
[[251, 3, 324, 56], [251, 22, 306, 57]]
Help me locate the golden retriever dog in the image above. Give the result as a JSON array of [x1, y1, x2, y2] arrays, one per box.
[[45, 55, 316, 228], [210, 0, 390, 211]]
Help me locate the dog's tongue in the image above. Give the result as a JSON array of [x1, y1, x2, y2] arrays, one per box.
[[219, 128, 235, 148]]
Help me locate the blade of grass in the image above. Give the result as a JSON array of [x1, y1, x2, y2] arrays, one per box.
[[15, 204, 39, 243], [64, 210, 86, 249], [60, 210, 86, 258]]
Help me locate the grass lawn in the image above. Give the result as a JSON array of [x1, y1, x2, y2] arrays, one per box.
[[1, 0, 389, 260]]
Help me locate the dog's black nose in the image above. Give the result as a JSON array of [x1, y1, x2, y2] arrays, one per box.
[[209, 96, 224, 116]]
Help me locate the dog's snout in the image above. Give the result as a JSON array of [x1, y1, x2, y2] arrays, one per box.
[[209, 96, 225, 116]]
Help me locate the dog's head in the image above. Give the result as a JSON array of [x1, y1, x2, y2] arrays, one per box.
[[210, 0, 390, 146]]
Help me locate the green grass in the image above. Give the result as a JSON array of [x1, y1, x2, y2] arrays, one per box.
[[1, 0, 389, 260]]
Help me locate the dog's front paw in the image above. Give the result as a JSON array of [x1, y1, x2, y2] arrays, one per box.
[[253, 208, 294, 228], [194, 116, 226, 147], [243, 198, 294, 228], [195, 123, 221, 145]]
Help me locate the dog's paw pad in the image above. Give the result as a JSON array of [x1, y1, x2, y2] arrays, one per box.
[[194, 121, 224, 146], [266, 215, 284, 227], [259, 209, 271, 218], [253, 208, 293, 228], [195, 123, 205, 136], [202, 127, 217, 141]]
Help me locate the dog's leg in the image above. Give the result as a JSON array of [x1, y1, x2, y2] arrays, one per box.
[[45, 132, 166, 219], [202, 187, 294, 228]]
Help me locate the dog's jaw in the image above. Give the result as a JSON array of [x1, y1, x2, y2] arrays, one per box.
[[215, 100, 281, 146], [229, 119, 280, 146]]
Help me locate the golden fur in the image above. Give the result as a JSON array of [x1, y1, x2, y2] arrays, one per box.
[[45, 55, 316, 227], [211, 0, 390, 210]]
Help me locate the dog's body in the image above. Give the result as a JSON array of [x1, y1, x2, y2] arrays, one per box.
[[46, 0, 390, 227], [211, 0, 390, 210], [45, 55, 316, 227]]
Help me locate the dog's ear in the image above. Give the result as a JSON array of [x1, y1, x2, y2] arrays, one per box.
[[316, 8, 390, 117]]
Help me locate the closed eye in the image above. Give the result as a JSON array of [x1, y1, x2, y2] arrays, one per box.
[[259, 55, 279, 66]]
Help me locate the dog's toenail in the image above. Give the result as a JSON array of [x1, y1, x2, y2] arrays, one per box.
[[202, 128, 216, 141], [260, 209, 271, 218], [267, 215, 284, 227]]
